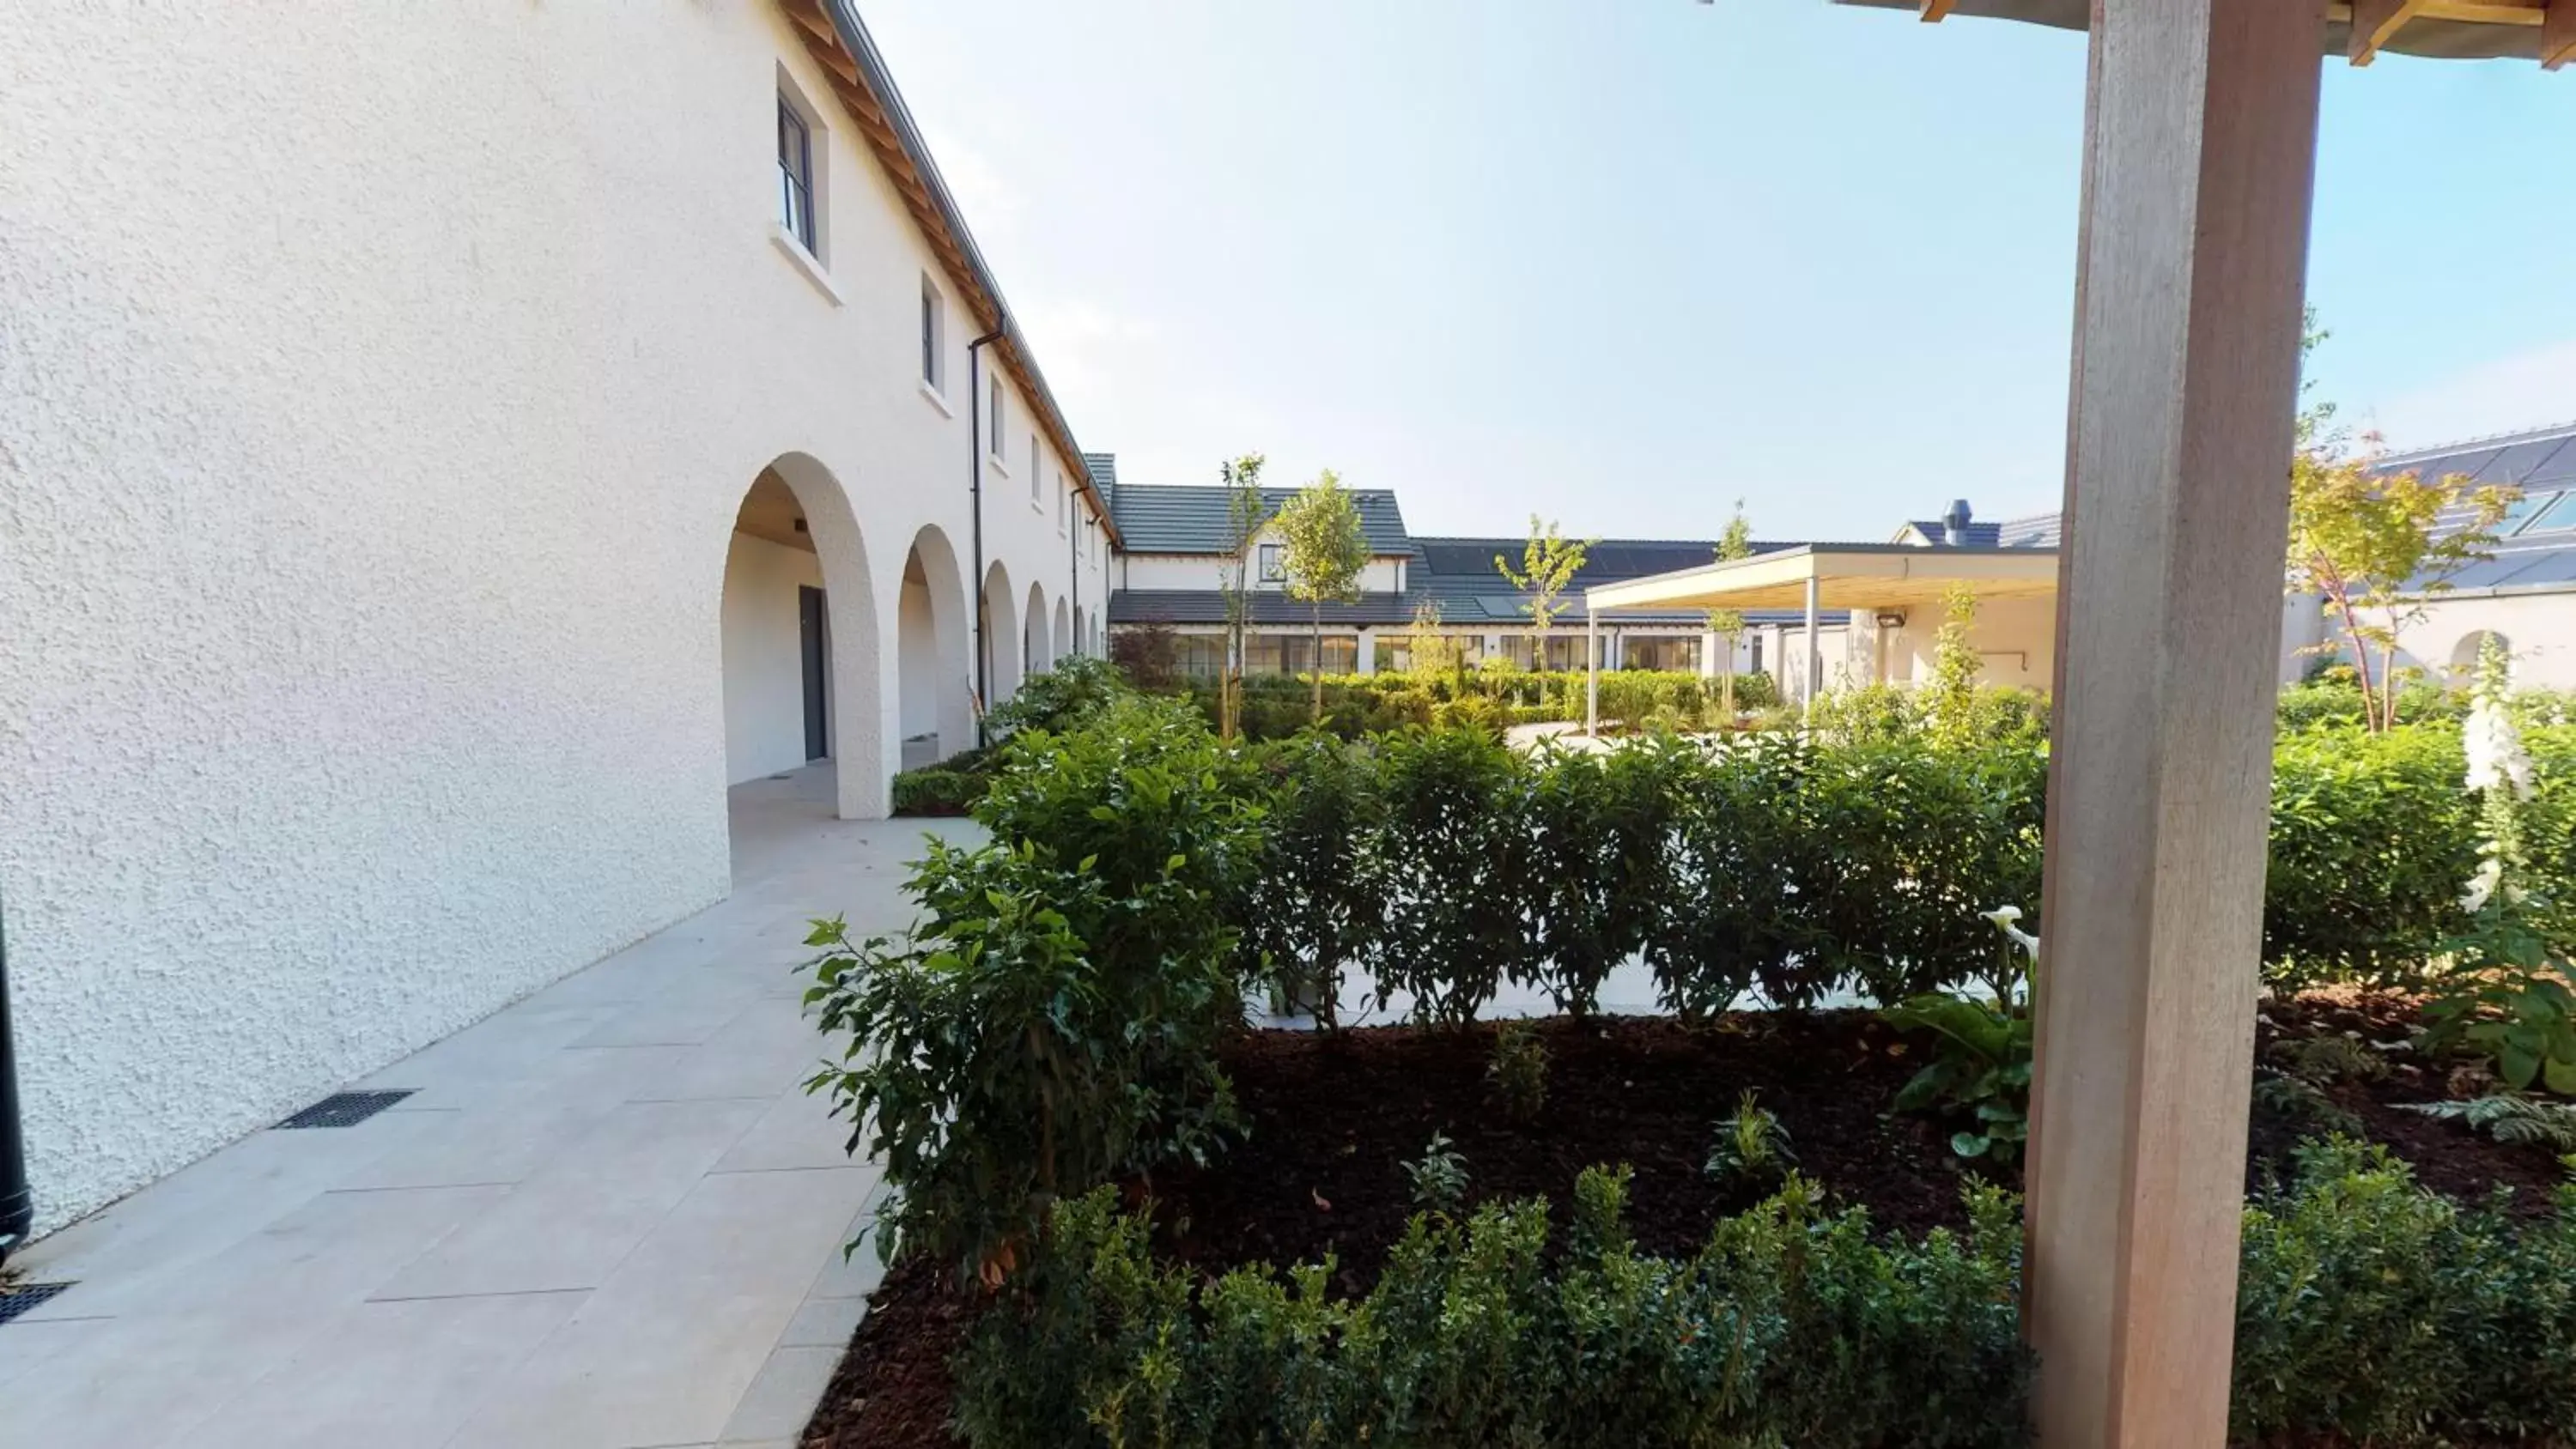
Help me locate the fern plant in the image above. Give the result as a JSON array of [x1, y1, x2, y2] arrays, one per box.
[[2398, 1093, 2576, 1150]]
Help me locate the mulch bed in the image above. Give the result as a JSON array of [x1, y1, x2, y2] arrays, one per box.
[[804, 992, 2568, 1449]]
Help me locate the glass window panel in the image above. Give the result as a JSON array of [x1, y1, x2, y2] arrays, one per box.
[[2519, 492, 2576, 535]]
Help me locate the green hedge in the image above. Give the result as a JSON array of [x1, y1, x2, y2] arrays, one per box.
[[957, 1169, 2031, 1449], [954, 1140, 2576, 1449], [1181, 669, 1779, 743]]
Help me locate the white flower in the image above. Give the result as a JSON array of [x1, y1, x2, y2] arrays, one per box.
[[2462, 855, 2503, 913], [1982, 905, 2039, 961], [2464, 655, 2534, 802]]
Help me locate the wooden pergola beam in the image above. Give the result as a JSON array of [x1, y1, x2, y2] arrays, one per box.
[[1920, 0, 1959, 21], [2349, 0, 2430, 63], [2546, 0, 2576, 66], [2026, 0, 2324, 1442]]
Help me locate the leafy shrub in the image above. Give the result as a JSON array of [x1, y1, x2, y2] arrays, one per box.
[[1368, 726, 1537, 1024], [2231, 1138, 2576, 1446], [889, 763, 985, 816], [985, 655, 1127, 742], [956, 1170, 2031, 1449], [1523, 732, 1695, 1015], [2267, 1033, 2390, 1086], [1487, 1022, 1548, 1122], [1880, 985, 2032, 1164], [957, 1145, 2576, 1449], [1404, 1132, 1471, 1213], [2263, 723, 2482, 987], [802, 695, 1259, 1288], [1235, 731, 1382, 1028], [1703, 1089, 1795, 1189]]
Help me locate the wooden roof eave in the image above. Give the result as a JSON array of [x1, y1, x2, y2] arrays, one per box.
[[773, 0, 1124, 546]]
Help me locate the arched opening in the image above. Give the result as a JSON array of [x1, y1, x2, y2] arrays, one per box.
[[2451, 629, 2512, 685], [721, 455, 883, 822], [981, 561, 1021, 708], [1053, 597, 1072, 666], [897, 524, 973, 771], [1025, 581, 1050, 678]]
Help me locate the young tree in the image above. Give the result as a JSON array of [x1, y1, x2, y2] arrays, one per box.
[[2286, 323, 2515, 731], [1494, 516, 1594, 675], [1215, 454, 1267, 741], [1923, 580, 1984, 749], [1404, 600, 1461, 681], [1707, 500, 1755, 717], [1274, 469, 1371, 722]]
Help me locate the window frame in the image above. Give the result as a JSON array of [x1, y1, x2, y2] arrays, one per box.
[[1257, 543, 1285, 584], [776, 91, 819, 257], [920, 278, 945, 393], [988, 379, 1006, 460]]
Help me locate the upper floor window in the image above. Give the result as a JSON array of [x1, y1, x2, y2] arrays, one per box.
[[988, 379, 1005, 457], [920, 279, 945, 391], [776, 95, 817, 253], [1258, 543, 1285, 583], [1058, 476, 1068, 533], [1030, 433, 1041, 502]]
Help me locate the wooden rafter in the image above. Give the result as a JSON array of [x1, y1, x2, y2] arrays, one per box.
[[1919, 0, 1957, 19], [2348, 0, 2429, 63], [2546, 0, 2576, 66]]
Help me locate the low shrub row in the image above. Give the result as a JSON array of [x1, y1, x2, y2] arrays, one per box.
[[957, 1167, 2031, 1449], [1179, 668, 1779, 743], [951, 1140, 2576, 1449]]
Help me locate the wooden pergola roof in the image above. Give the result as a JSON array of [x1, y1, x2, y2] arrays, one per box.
[[1584, 543, 2058, 614], [1844, 0, 2574, 66]]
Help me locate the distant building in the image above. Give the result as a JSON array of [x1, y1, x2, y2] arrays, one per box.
[[1098, 468, 1853, 681]]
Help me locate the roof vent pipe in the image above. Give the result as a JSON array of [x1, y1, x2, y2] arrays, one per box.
[[1945, 499, 1973, 539]]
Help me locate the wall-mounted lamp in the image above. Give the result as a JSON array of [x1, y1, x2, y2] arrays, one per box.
[[1874, 609, 1907, 628]]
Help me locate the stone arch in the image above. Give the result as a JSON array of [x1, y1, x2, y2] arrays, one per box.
[[981, 559, 1021, 708], [2451, 629, 2512, 684], [896, 523, 974, 770], [1025, 580, 1050, 676], [1053, 597, 1072, 665], [724, 452, 884, 820]]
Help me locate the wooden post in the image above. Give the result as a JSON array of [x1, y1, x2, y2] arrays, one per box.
[[2026, 1, 2324, 1444]]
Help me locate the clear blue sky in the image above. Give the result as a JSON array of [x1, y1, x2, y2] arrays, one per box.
[[863, 1, 2576, 542]]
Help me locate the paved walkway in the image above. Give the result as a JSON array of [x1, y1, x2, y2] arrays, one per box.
[[1, 765, 963, 1449]]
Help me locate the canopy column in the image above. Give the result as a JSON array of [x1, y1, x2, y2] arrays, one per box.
[[1584, 606, 1599, 736], [1801, 575, 1820, 722], [2026, 2, 2324, 1444]]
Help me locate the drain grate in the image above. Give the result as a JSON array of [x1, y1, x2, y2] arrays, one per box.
[[276, 1089, 416, 1130], [0, 1282, 75, 1325]]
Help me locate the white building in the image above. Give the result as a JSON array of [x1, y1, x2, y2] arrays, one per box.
[[3, 2, 1114, 1238], [1101, 476, 1847, 680]]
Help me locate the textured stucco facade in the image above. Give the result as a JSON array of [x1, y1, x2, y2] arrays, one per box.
[[1, 3, 1109, 1235]]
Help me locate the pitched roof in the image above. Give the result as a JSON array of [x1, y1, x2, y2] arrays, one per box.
[[1109, 484, 1413, 555]]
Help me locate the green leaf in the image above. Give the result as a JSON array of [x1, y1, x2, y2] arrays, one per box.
[[1951, 1132, 1990, 1159], [2548, 1055, 2576, 1096], [2501, 1041, 2543, 1090]]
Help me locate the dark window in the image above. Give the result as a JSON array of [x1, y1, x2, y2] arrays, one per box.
[[989, 379, 1005, 454], [777, 98, 815, 251], [920, 282, 943, 389], [1258, 543, 1284, 582]]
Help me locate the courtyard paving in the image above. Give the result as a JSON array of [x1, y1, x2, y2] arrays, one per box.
[[0, 764, 962, 1449]]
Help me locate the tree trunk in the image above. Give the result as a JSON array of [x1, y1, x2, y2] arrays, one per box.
[[1311, 602, 1325, 723]]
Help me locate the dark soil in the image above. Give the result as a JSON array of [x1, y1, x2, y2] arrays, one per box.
[[806, 993, 2569, 1448]]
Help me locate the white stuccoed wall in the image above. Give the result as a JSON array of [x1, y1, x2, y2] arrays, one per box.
[[0, 3, 1112, 1235], [722, 533, 827, 785]]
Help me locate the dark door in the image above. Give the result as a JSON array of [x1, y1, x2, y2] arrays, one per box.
[[799, 585, 829, 761]]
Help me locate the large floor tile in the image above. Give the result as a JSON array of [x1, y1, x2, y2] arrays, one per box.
[[369, 1098, 766, 1300], [184, 1290, 588, 1449]]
